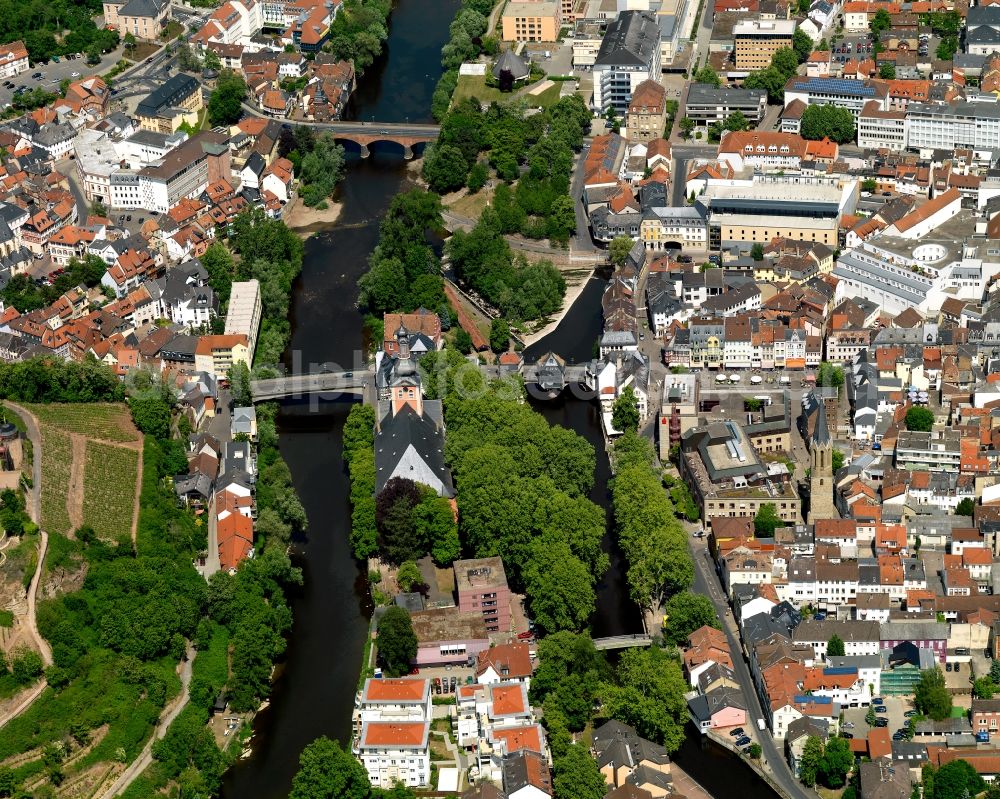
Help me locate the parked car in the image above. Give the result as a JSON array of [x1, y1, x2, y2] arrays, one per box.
[[842, 733, 853, 739], [843, 722, 855, 729], [729, 728, 745, 738], [742, 746, 753, 755], [904, 710, 918, 717], [872, 697, 884, 705], [892, 731, 907, 741], [736, 736, 752, 747], [875, 706, 888, 713], [517, 631, 534, 640], [450, 676, 457, 691], [946, 663, 952, 672], [875, 718, 889, 727], [71, 71, 80, 78]]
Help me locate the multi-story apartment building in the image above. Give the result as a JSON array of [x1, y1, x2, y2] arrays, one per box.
[[784, 77, 889, 121], [455, 557, 511, 634], [356, 723, 430, 788], [793, 619, 881, 660], [500, 0, 561, 41], [733, 19, 795, 70], [685, 85, 768, 126], [193, 334, 250, 380], [592, 11, 661, 114], [895, 429, 961, 472]]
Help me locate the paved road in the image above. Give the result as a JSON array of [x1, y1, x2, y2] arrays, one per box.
[[96, 643, 195, 799], [571, 140, 600, 254], [670, 143, 718, 205], [688, 532, 813, 799]]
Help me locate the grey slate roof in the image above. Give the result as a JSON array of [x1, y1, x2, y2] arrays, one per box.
[[374, 404, 454, 498], [136, 74, 199, 119], [594, 11, 659, 67], [493, 49, 530, 80]]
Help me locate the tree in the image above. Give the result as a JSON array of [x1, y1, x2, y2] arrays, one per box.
[[530, 632, 608, 731], [128, 394, 172, 441], [208, 70, 247, 126], [553, 745, 607, 799], [467, 161, 488, 192], [754, 503, 782, 537], [827, 634, 845, 658], [289, 737, 370, 799], [455, 328, 473, 353], [396, 561, 423, 592], [298, 134, 345, 207], [523, 541, 596, 634], [749, 743, 762, 759], [934, 760, 985, 799], [905, 406, 934, 432], [792, 28, 814, 62], [376, 606, 417, 677], [974, 677, 996, 699], [609, 235, 635, 267], [818, 736, 853, 788], [229, 362, 252, 407], [662, 592, 719, 646], [936, 36, 958, 61], [750, 242, 764, 261], [422, 143, 469, 193], [408, 492, 460, 567], [680, 117, 695, 138], [723, 110, 749, 132], [800, 104, 856, 143], [832, 450, 845, 472], [599, 646, 689, 752], [771, 47, 800, 79], [342, 404, 376, 463], [123, 32, 136, 55], [799, 736, 823, 786], [879, 62, 896, 79], [693, 66, 721, 87], [611, 387, 640, 433], [10, 647, 43, 685], [742, 66, 786, 103], [375, 478, 427, 564], [990, 658, 1000, 685], [870, 8, 891, 37], [490, 318, 510, 353], [862, 178, 877, 193], [956, 497, 975, 517], [865, 705, 877, 727], [914, 668, 951, 720], [817, 362, 845, 390]]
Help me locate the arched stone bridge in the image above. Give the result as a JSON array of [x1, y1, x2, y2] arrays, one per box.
[[311, 121, 441, 159]]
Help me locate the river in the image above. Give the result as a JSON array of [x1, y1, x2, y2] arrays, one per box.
[[220, 1, 776, 795]]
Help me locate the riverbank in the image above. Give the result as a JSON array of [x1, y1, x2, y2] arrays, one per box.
[[284, 196, 344, 237], [522, 268, 596, 347]]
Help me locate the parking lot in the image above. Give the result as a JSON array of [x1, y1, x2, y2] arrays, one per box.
[[842, 695, 917, 742], [413, 664, 476, 697], [0, 44, 126, 107]]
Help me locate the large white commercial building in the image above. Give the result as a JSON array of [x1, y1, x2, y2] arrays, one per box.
[[225, 280, 263, 360], [783, 77, 888, 121], [905, 101, 1000, 152]]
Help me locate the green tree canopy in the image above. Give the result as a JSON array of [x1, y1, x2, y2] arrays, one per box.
[[792, 28, 814, 61], [611, 387, 640, 433], [693, 66, 721, 87], [208, 70, 247, 126], [818, 736, 853, 788], [662, 592, 719, 646], [553, 744, 607, 799], [599, 646, 689, 752], [609, 235, 635, 267], [799, 736, 823, 786], [956, 497, 975, 517], [754, 503, 782, 537], [290, 736, 371, 799], [870, 8, 891, 36], [905, 406, 934, 432], [376, 606, 417, 677], [915, 668, 951, 720], [827, 634, 845, 657], [800, 104, 856, 143]]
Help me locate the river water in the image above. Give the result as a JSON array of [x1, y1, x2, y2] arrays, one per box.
[[220, 2, 777, 796]]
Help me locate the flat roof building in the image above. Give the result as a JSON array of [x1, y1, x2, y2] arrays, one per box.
[[224, 279, 262, 360], [733, 19, 796, 70], [685, 85, 768, 125]]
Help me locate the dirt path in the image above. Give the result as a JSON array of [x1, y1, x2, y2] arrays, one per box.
[[94, 643, 195, 799], [67, 434, 86, 532], [25, 531, 52, 668], [129, 447, 143, 547]]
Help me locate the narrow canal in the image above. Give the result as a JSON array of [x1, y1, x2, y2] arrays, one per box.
[[220, 2, 777, 796]]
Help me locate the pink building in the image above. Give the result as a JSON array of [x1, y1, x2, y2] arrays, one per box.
[[455, 557, 511, 634]]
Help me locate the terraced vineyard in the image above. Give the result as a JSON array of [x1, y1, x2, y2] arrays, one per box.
[[23, 403, 139, 443], [82, 442, 140, 543], [38, 426, 73, 535], [24, 403, 142, 539]]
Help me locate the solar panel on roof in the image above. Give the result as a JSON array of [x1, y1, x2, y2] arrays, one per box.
[[791, 78, 876, 97]]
